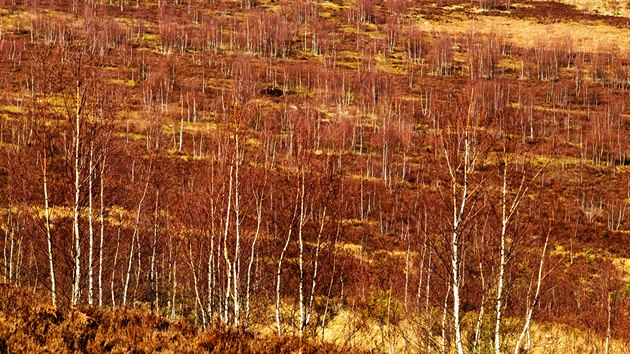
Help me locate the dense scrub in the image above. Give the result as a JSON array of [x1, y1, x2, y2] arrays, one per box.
[[0, 284, 352, 353]]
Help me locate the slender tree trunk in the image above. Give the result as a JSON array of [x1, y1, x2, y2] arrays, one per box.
[[451, 230, 463, 354], [88, 141, 95, 305], [98, 152, 106, 307], [442, 92, 478, 354], [207, 161, 217, 321], [416, 225, 428, 312], [122, 170, 150, 306], [306, 207, 326, 331], [404, 227, 410, 312], [233, 135, 241, 326], [495, 166, 508, 354], [132, 236, 142, 304], [605, 291, 612, 354], [496, 150, 538, 353], [276, 193, 298, 335], [222, 165, 233, 323], [276, 224, 293, 336], [321, 226, 340, 339], [245, 194, 263, 328], [424, 247, 433, 352], [3, 212, 8, 282], [72, 82, 82, 307], [171, 257, 177, 319], [451, 179, 465, 354], [111, 214, 122, 307], [298, 171, 306, 336], [208, 212, 216, 322], [178, 115, 184, 152], [150, 190, 159, 311], [474, 261, 486, 354], [188, 242, 206, 326], [43, 139, 56, 307], [441, 285, 451, 354], [513, 231, 549, 354], [14, 232, 22, 285]]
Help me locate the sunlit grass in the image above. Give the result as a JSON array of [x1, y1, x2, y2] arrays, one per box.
[[109, 79, 136, 87]]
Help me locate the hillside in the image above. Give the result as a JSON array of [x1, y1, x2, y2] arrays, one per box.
[[0, 0, 629, 352]]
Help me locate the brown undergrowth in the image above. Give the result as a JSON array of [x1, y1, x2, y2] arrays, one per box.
[[0, 284, 354, 354]]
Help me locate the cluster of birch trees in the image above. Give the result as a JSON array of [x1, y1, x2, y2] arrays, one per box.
[[0, 0, 629, 351]]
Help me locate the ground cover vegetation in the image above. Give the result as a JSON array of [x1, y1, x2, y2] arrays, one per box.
[[0, 0, 629, 352]]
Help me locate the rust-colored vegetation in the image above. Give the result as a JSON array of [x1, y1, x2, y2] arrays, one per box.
[[0, 0, 629, 352], [0, 284, 353, 353]]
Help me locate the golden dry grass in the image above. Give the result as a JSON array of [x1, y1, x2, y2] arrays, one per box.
[[313, 305, 630, 353], [526, 322, 630, 354], [415, 16, 630, 52]]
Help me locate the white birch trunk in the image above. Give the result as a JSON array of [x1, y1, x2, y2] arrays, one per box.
[[150, 190, 159, 311], [441, 90, 481, 354], [298, 171, 306, 336], [473, 261, 486, 354], [404, 228, 411, 312], [188, 242, 206, 326], [605, 291, 612, 354], [222, 165, 233, 323], [207, 211, 216, 322], [98, 152, 106, 307], [321, 226, 340, 339], [513, 231, 549, 354], [233, 135, 241, 326], [171, 257, 177, 319], [43, 139, 56, 307], [495, 164, 508, 354], [88, 141, 94, 305], [3, 212, 8, 282], [111, 216, 122, 307], [132, 236, 142, 304], [276, 194, 298, 335], [72, 82, 82, 307], [496, 150, 540, 353], [441, 286, 451, 354], [122, 171, 150, 306], [245, 194, 263, 328], [275, 224, 292, 335], [306, 207, 326, 330], [207, 161, 217, 321], [450, 164, 466, 354], [425, 249, 433, 353], [416, 227, 428, 311]]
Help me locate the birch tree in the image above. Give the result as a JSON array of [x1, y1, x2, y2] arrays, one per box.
[[438, 87, 486, 354], [98, 151, 107, 307], [42, 130, 56, 307], [276, 178, 300, 335], [232, 131, 242, 326], [298, 169, 307, 337], [494, 146, 543, 354], [71, 80, 83, 307], [513, 229, 550, 354], [87, 141, 95, 305], [245, 190, 264, 328], [122, 160, 152, 306]]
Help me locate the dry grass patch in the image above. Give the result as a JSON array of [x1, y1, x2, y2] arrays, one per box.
[[414, 16, 630, 52]]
